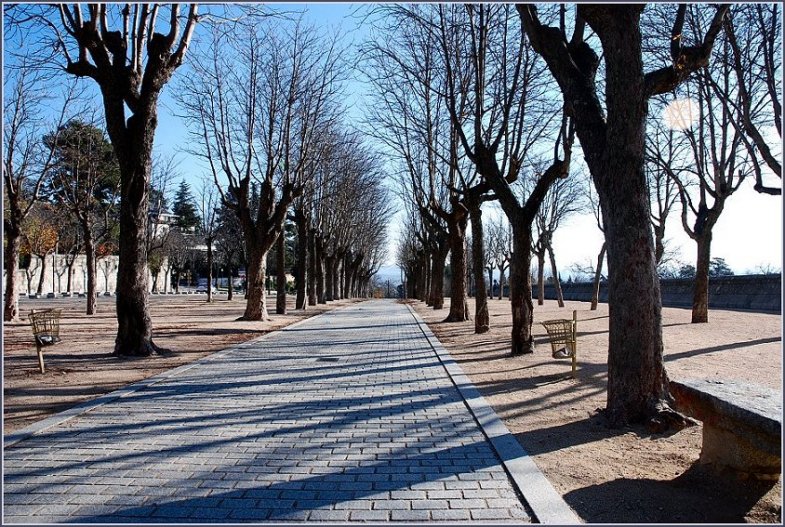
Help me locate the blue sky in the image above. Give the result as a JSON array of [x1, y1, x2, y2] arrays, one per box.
[[156, 3, 369, 187]]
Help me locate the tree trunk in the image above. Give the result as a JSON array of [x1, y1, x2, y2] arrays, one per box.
[[498, 267, 506, 301], [469, 203, 489, 333], [426, 250, 434, 304], [103, 262, 110, 291], [588, 18, 671, 426], [110, 106, 161, 356], [444, 214, 470, 322], [206, 239, 214, 303], [430, 254, 443, 309], [509, 223, 535, 355], [351, 267, 360, 297], [295, 213, 307, 309], [316, 237, 326, 304], [3, 227, 21, 321], [418, 254, 428, 302], [425, 251, 434, 306], [487, 268, 494, 297], [653, 223, 666, 266], [227, 266, 234, 301], [548, 245, 565, 307], [691, 233, 712, 323], [536, 250, 546, 305], [276, 232, 286, 314], [324, 255, 335, 301], [591, 242, 606, 310], [36, 254, 48, 295], [430, 243, 447, 309], [83, 231, 97, 315], [603, 195, 669, 424], [242, 246, 271, 321], [26, 265, 35, 295], [332, 256, 341, 300], [66, 260, 75, 293], [341, 255, 350, 299], [307, 229, 318, 306]]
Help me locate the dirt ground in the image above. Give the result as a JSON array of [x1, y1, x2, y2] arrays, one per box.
[[413, 297, 782, 524], [3, 293, 359, 433]]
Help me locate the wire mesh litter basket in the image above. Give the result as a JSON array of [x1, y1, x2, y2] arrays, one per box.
[[541, 310, 577, 378], [29, 308, 62, 373]]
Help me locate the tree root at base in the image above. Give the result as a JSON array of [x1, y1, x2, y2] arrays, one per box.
[[601, 401, 698, 433]]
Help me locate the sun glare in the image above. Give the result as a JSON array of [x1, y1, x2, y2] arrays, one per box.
[[662, 98, 698, 131]]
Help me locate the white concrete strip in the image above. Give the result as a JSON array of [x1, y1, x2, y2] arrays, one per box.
[[407, 303, 582, 525]]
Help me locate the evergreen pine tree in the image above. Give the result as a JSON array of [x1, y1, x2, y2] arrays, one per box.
[[172, 179, 200, 232]]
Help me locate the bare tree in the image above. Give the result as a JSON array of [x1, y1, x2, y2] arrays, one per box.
[[214, 197, 245, 301], [179, 19, 342, 320], [56, 214, 82, 294], [22, 205, 59, 295], [397, 209, 432, 301], [165, 229, 191, 294], [96, 241, 118, 293], [652, 13, 752, 324], [718, 4, 781, 195], [520, 3, 729, 426], [581, 173, 606, 311], [3, 61, 75, 319], [486, 215, 512, 300], [532, 174, 582, 307], [22, 250, 41, 296], [314, 135, 389, 304], [365, 4, 502, 330], [433, 4, 563, 354], [645, 117, 682, 268], [146, 153, 180, 294], [361, 12, 455, 313], [196, 180, 218, 303], [10, 3, 200, 355]]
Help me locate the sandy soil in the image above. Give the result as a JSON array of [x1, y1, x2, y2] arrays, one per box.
[[3, 293, 359, 434], [413, 297, 782, 523]]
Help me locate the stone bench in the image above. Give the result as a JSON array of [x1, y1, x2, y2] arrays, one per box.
[[670, 379, 781, 480]]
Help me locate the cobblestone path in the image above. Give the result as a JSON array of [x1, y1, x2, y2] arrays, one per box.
[[3, 300, 534, 523]]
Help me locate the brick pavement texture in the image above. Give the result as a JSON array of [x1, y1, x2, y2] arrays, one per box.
[[3, 300, 533, 523]]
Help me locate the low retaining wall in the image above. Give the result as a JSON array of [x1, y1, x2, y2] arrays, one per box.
[[540, 275, 781, 313]]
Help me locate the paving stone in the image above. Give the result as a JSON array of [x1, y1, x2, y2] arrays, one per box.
[[449, 498, 487, 509], [151, 505, 194, 518], [229, 508, 270, 520], [2, 301, 530, 523], [431, 508, 472, 521], [268, 509, 311, 520], [411, 499, 450, 510], [189, 507, 231, 520], [471, 508, 513, 520], [334, 499, 374, 510], [390, 490, 427, 500], [349, 509, 390, 521], [308, 509, 351, 521], [391, 509, 431, 521]]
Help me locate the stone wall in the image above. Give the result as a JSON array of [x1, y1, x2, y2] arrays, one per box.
[[540, 275, 781, 313], [4, 254, 168, 296]]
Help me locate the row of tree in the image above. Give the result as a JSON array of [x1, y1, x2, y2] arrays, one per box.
[[4, 6, 391, 357], [375, 4, 779, 428]]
